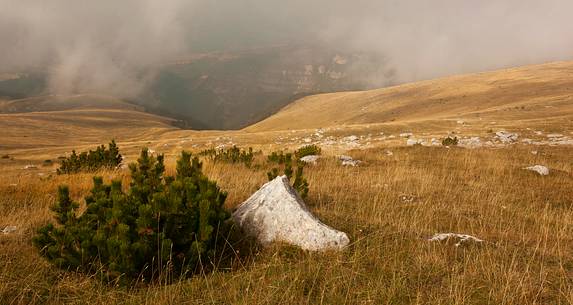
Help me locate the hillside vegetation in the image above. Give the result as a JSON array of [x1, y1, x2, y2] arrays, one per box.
[[248, 61, 573, 131], [0, 61, 572, 304]]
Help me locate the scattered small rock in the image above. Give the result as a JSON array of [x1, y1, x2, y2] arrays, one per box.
[[495, 131, 519, 144], [547, 133, 564, 138], [339, 155, 361, 166], [406, 138, 423, 146], [300, 155, 320, 164], [399, 194, 417, 203], [524, 165, 549, 176], [1, 226, 17, 234], [428, 233, 483, 247], [400, 132, 413, 138], [343, 135, 359, 142], [23, 165, 37, 170], [458, 137, 482, 148]]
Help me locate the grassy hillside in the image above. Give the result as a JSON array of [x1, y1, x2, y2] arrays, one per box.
[[248, 61, 573, 132], [0, 95, 175, 155], [0, 61, 572, 304], [1, 146, 572, 304]]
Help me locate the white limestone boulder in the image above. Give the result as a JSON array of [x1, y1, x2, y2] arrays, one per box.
[[232, 176, 349, 251]]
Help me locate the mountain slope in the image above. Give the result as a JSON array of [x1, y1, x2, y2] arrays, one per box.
[[0, 95, 175, 152], [247, 61, 573, 131], [136, 45, 394, 129]]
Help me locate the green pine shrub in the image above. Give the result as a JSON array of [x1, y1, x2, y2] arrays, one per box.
[[57, 140, 123, 174], [442, 136, 459, 146], [34, 149, 229, 284], [267, 151, 292, 165], [294, 145, 321, 159], [200, 146, 255, 167], [267, 152, 309, 199]]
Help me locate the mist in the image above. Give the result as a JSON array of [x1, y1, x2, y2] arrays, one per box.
[[1, 0, 572, 97]]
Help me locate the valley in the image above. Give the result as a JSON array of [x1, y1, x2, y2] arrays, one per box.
[[0, 61, 572, 304]]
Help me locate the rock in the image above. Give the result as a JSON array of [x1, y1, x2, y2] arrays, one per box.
[[232, 176, 349, 251], [300, 155, 320, 164], [547, 133, 564, 138], [406, 138, 423, 146], [428, 233, 483, 247], [458, 137, 482, 148], [1, 226, 17, 234], [343, 135, 359, 142], [400, 132, 413, 138], [521, 138, 533, 144], [303, 138, 313, 143], [23, 165, 37, 170], [495, 131, 519, 144], [430, 138, 441, 146], [524, 165, 549, 176], [339, 155, 361, 166], [342, 160, 361, 166], [384, 150, 394, 156], [399, 194, 417, 203]]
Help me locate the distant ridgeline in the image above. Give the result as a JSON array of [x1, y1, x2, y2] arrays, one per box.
[[0, 45, 395, 130], [0, 72, 46, 99]]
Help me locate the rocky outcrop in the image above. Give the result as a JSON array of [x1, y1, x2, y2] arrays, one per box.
[[232, 176, 349, 251]]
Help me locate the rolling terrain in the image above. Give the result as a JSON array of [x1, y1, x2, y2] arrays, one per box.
[[249, 61, 573, 133], [0, 61, 572, 304], [0, 45, 394, 130]]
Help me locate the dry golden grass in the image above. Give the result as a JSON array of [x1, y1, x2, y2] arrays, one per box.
[[1, 61, 573, 304], [248, 61, 573, 133], [1, 144, 572, 304]]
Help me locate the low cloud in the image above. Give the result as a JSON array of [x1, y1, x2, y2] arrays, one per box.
[[0, 0, 572, 96]]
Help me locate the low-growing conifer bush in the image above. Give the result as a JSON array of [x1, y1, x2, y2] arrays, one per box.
[[57, 140, 122, 174], [34, 149, 229, 284], [267, 152, 309, 199], [267, 151, 291, 164], [294, 145, 321, 159], [442, 136, 459, 146], [200, 146, 255, 167]]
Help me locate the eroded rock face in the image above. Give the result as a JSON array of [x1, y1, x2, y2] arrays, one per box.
[[232, 176, 349, 251]]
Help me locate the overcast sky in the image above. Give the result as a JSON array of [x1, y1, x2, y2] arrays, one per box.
[[1, 0, 572, 96]]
